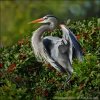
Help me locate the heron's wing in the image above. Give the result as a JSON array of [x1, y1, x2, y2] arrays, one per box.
[[60, 25, 83, 61], [68, 29, 83, 60], [43, 36, 65, 72], [43, 36, 73, 75]]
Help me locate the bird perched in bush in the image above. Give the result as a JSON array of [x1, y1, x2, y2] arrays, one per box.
[[29, 15, 83, 82]]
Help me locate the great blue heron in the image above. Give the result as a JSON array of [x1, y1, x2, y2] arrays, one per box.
[[29, 15, 83, 82]]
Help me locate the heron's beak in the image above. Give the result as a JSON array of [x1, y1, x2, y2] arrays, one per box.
[[28, 18, 44, 24]]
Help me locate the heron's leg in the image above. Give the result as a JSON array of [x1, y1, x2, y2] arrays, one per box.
[[66, 71, 72, 83], [63, 71, 72, 90]]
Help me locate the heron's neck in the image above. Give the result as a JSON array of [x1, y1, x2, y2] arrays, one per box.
[[32, 24, 50, 42]]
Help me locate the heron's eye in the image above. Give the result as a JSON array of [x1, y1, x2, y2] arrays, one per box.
[[44, 17, 48, 20]]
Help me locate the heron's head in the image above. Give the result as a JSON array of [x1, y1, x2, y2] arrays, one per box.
[[29, 15, 58, 28]]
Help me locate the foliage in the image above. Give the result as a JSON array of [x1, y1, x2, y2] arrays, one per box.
[[0, 18, 100, 100]]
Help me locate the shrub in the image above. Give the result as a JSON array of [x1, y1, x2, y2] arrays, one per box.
[[0, 18, 99, 100]]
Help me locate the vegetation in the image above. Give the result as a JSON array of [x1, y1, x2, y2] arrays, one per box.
[[0, 18, 100, 100]]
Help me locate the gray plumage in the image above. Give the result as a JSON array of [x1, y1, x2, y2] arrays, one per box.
[[31, 15, 83, 82]]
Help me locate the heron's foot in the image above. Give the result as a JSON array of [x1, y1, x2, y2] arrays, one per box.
[[66, 78, 70, 83], [62, 81, 71, 90], [61, 76, 71, 90], [66, 74, 71, 83]]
